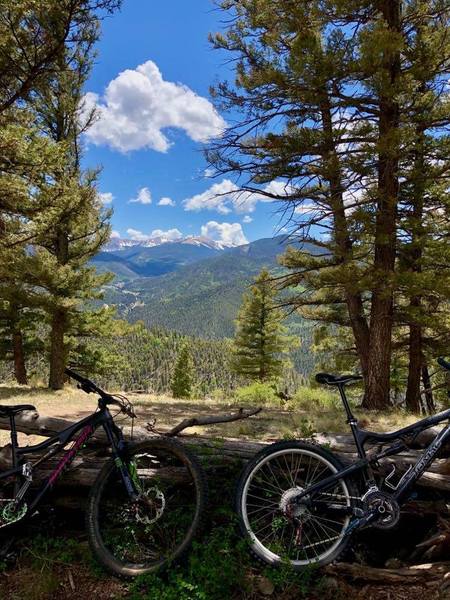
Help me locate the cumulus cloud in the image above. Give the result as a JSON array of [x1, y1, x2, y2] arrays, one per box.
[[200, 221, 248, 247], [158, 196, 176, 207], [110, 230, 120, 238], [83, 60, 226, 153], [126, 228, 149, 241], [242, 215, 253, 223], [150, 228, 183, 241], [184, 179, 294, 214], [98, 192, 114, 204], [129, 187, 152, 205], [126, 227, 183, 242]]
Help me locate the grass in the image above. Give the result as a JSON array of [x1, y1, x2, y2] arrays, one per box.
[[0, 383, 438, 599]]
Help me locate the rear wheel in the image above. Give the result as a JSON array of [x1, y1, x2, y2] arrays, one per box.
[[86, 438, 207, 578], [236, 440, 358, 569]]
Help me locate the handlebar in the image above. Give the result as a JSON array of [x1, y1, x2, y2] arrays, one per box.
[[65, 368, 136, 418], [65, 368, 107, 397]]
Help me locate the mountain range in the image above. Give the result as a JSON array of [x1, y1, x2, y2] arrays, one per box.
[[95, 235, 317, 375]]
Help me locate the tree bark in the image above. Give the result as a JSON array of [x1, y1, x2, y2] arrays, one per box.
[[422, 365, 435, 413], [319, 93, 370, 383], [48, 308, 68, 390], [405, 114, 426, 413], [10, 302, 27, 385], [406, 313, 422, 413], [364, 0, 401, 410]]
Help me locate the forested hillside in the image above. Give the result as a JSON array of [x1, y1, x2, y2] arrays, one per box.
[[99, 236, 318, 375], [0, 324, 244, 395]]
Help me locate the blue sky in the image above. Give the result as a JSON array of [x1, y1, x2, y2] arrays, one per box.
[[83, 1, 286, 247]]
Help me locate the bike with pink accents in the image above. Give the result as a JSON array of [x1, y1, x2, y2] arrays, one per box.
[[0, 368, 207, 578]]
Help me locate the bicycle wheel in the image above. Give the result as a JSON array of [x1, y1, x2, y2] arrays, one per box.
[[86, 438, 207, 578], [236, 440, 358, 569]]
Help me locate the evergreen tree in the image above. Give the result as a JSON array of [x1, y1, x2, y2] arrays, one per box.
[[232, 269, 292, 382], [209, 0, 450, 409], [29, 4, 118, 389], [171, 344, 195, 399], [0, 1, 121, 387]]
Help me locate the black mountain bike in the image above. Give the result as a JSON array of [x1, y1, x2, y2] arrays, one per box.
[[0, 369, 207, 578], [235, 357, 450, 570]]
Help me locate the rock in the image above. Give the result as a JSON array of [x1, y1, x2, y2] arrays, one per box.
[[256, 575, 275, 596], [321, 576, 340, 591], [385, 558, 403, 569]]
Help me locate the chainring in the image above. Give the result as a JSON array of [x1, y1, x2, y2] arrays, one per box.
[[363, 491, 400, 530], [0, 502, 27, 528]]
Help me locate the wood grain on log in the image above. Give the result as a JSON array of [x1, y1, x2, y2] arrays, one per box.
[[1, 411, 450, 492]]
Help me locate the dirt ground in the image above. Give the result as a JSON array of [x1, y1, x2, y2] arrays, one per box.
[[0, 383, 421, 448], [0, 385, 445, 599]]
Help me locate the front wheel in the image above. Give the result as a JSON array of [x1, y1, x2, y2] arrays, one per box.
[[86, 438, 207, 578], [236, 440, 358, 570]]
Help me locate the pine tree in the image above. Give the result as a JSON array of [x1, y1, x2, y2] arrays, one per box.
[[209, 0, 450, 409], [0, 1, 121, 387], [232, 269, 292, 382], [171, 344, 195, 399]]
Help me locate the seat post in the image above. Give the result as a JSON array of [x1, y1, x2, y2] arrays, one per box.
[[337, 384, 355, 423]]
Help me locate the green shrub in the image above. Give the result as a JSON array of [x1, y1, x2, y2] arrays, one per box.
[[233, 381, 279, 405], [289, 386, 340, 411]]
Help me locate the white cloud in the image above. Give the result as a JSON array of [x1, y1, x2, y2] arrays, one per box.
[[129, 187, 152, 205], [126, 228, 150, 241], [110, 230, 120, 238], [200, 221, 248, 247], [126, 227, 183, 242], [184, 179, 294, 214], [158, 196, 176, 207], [98, 192, 114, 204], [83, 60, 226, 153], [242, 215, 253, 223], [150, 228, 183, 241]]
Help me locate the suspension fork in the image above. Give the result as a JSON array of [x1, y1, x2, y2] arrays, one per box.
[[103, 419, 139, 501]]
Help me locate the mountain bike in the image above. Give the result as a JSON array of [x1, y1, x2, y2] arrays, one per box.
[[0, 368, 207, 578], [235, 357, 450, 570]]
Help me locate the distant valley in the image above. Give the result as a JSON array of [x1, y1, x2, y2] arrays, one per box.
[[94, 235, 317, 376]]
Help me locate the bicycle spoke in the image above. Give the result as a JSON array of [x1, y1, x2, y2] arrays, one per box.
[[242, 447, 351, 567]]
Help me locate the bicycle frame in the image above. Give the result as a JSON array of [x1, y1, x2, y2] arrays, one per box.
[[296, 388, 450, 512], [0, 403, 138, 517]]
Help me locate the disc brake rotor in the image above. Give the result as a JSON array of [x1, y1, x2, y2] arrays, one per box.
[[134, 486, 166, 525]]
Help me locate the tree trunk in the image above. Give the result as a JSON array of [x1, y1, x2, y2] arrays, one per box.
[[422, 365, 435, 413], [10, 301, 27, 385], [12, 328, 27, 385], [364, 0, 401, 410], [406, 314, 422, 413], [319, 93, 370, 383], [48, 308, 67, 390]]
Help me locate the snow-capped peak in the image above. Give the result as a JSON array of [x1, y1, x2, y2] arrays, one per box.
[[103, 235, 232, 252]]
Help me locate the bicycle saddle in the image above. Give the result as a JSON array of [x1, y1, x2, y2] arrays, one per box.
[[315, 373, 363, 386], [0, 404, 36, 417]]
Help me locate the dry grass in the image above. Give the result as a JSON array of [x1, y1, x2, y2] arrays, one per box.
[[0, 384, 420, 448]]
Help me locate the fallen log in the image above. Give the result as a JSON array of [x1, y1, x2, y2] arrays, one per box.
[[326, 561, 450, 584], [1, 410, 450, 492]]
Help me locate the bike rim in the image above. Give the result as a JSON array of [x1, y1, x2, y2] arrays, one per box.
[[96, 446, 200, 569], [241, 448, 351, 566]]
